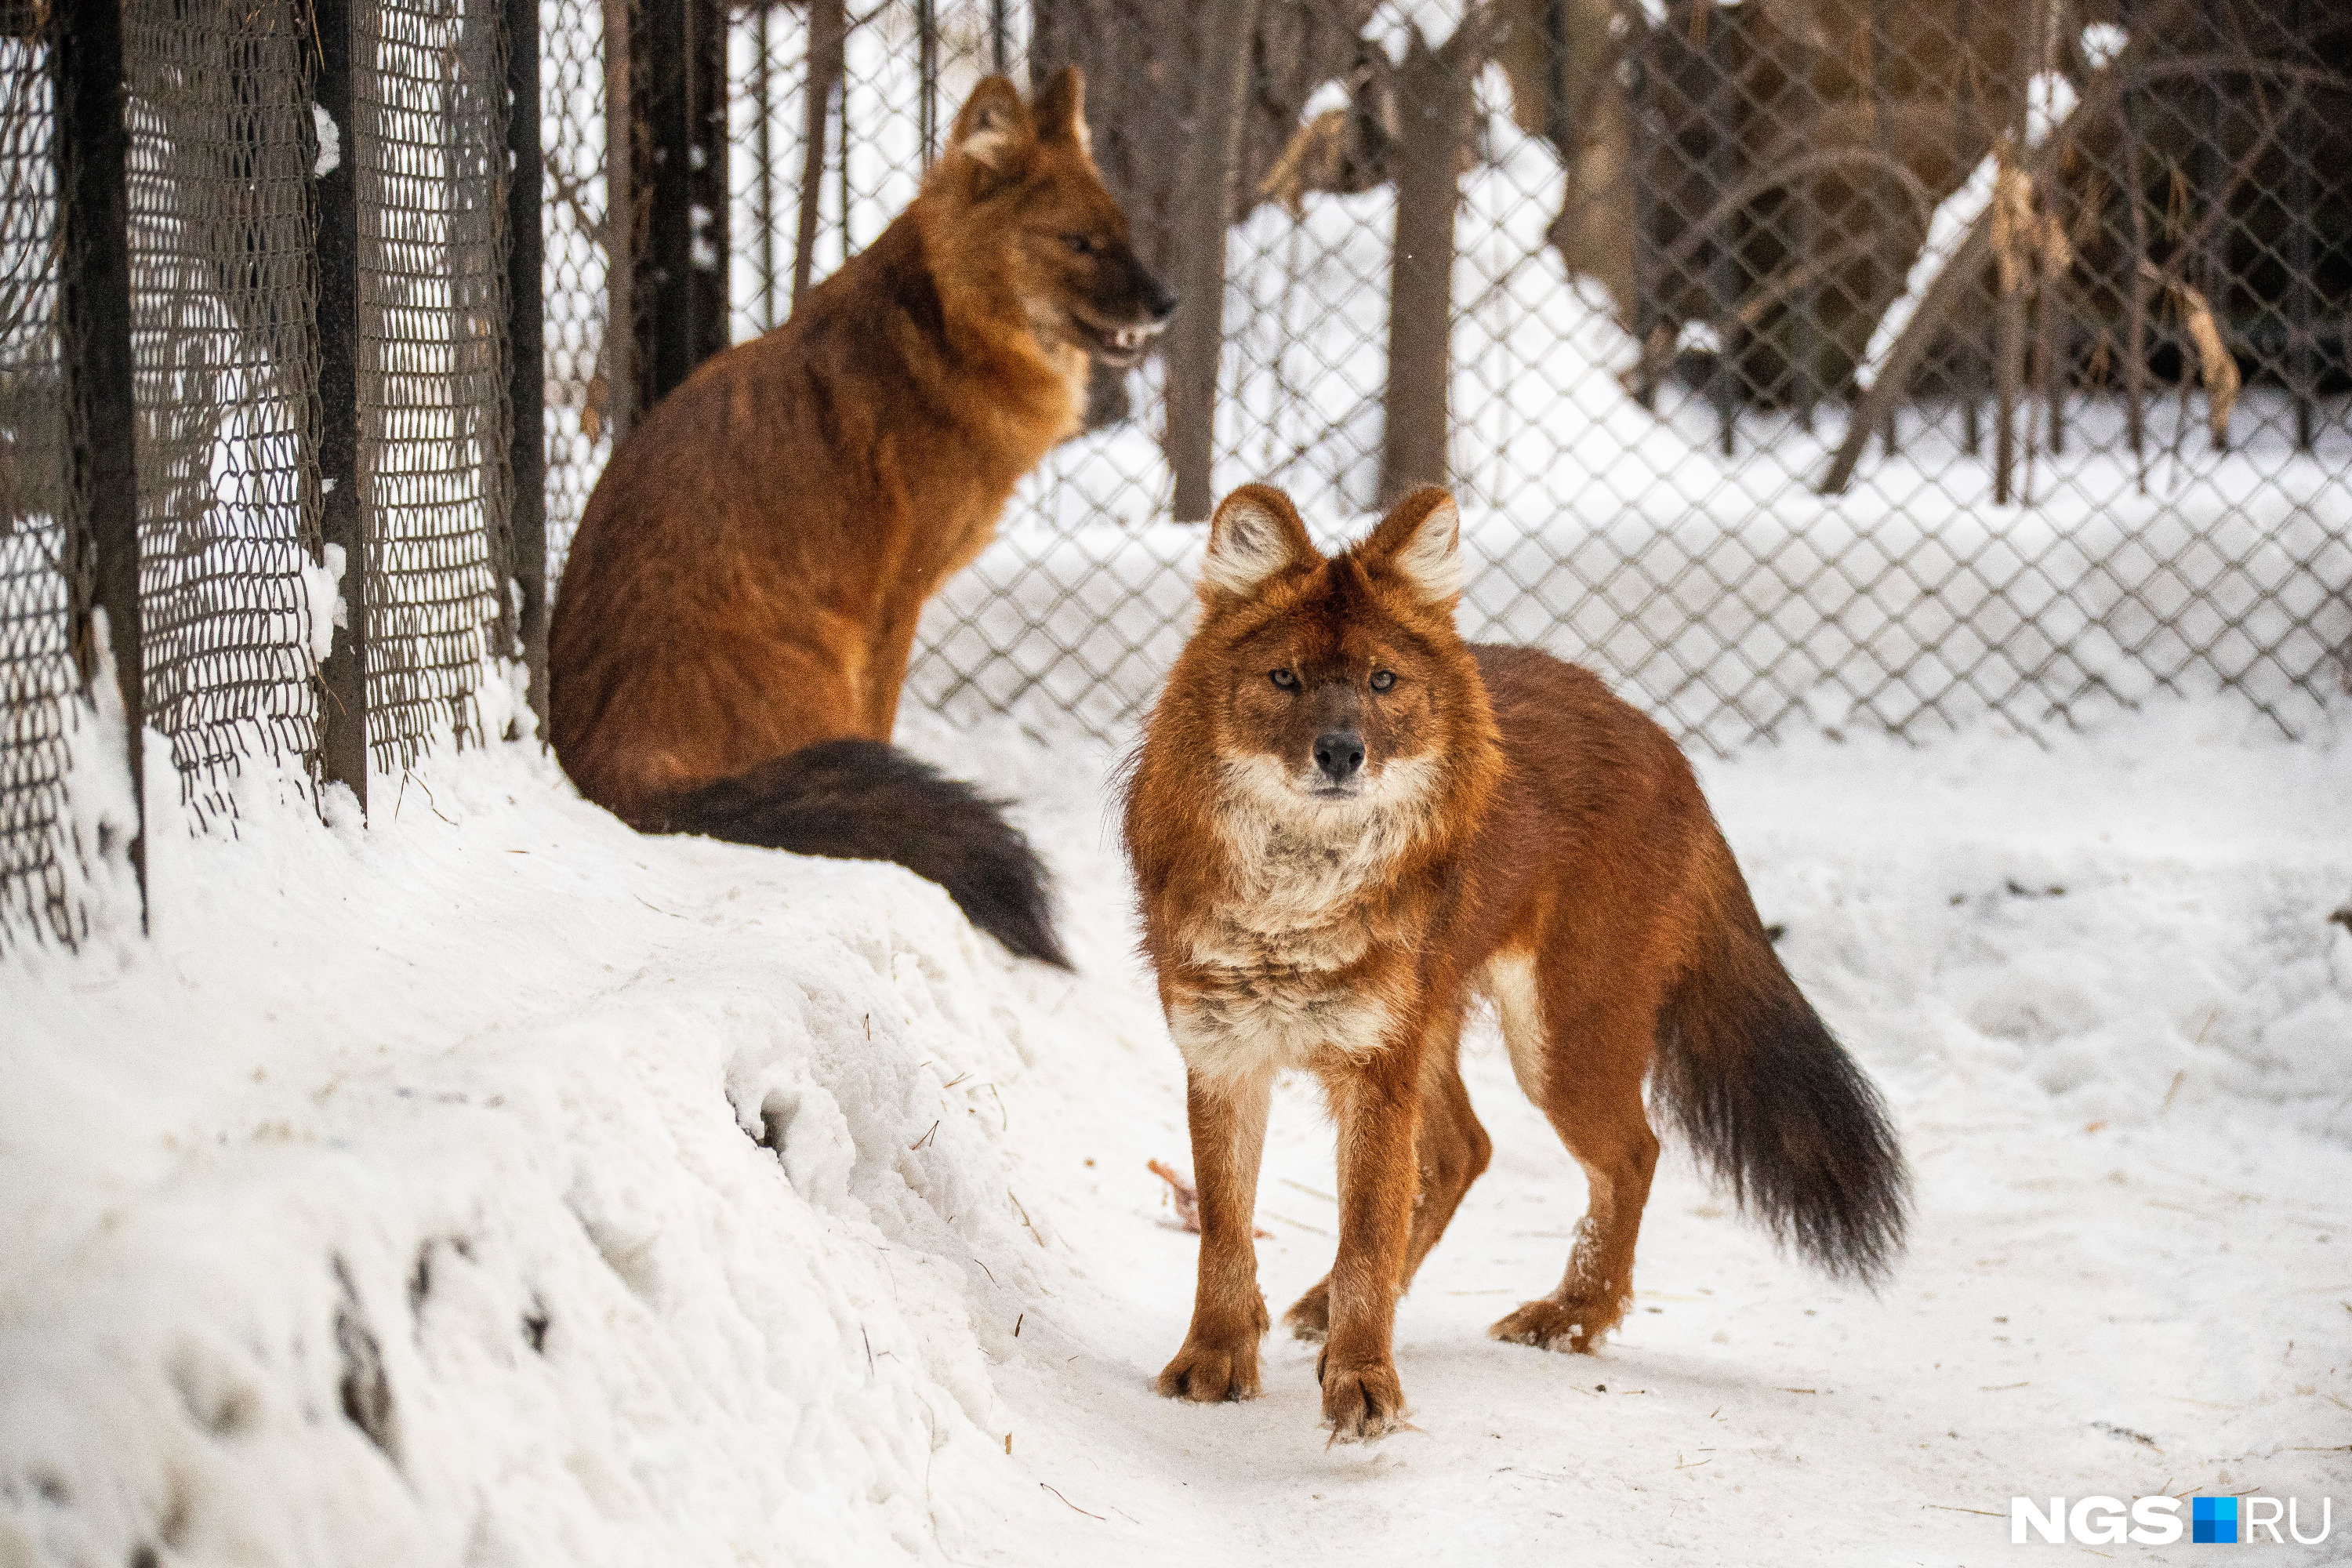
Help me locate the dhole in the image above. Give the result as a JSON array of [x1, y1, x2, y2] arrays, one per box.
[[550, 69, 1174, 964], [1123, 485, 1908, 1440]]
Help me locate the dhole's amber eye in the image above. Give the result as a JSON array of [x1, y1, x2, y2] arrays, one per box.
[[1370, 670, 1396, 692], [1269, 669, 1298, 691], [1060, 233, 1095, 256]]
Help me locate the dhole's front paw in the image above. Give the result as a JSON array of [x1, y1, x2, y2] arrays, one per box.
[[1157, 1335, 1262, 1403], [1487, 1296, 1618, 1354], [1282, 1278, 1330, 1343], [1317, 1354, 1407, 1442]]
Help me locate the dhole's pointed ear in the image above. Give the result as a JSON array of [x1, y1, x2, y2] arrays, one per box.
[[950, 76, 1033, 171], [1032, 66, 1092, 158], [1200, 485, 1317, 601], [1363, 487, 1468, 604]]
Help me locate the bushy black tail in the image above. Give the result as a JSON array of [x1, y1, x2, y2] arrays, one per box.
[[1650, 904, 1908, 1284], [655, 739, 1069, 967]]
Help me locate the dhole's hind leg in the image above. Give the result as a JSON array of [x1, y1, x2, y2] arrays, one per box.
[[1489, 986, 1660, 1356], [1287, 1022, 1490, 1341]]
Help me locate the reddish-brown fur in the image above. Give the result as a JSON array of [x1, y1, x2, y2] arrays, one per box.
[[1124, 485, 1906, 1440], [550, 68, 1171, 826]]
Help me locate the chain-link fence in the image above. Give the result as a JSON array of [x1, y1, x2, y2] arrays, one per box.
[[6, 0, 2345, 949], [360, 0, 514, 770], [0, 0, 531, 950], [644, 0, 2347, 750], [0, 21, 78, 947], [541, 0, 612, 568], [125, 0, 321, 822]]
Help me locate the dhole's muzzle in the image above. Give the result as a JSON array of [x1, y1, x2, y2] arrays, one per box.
[[1070, 256, 1177, 368]]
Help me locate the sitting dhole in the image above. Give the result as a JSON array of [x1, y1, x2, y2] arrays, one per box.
[[550, 68, 1174, 966], [1123, 485, 1908, 1440]]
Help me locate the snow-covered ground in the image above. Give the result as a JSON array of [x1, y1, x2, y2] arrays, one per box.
[[5, 691, 2349, 1566]]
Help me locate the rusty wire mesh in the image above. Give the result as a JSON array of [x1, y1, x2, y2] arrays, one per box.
[[0, 25, 81, 949], [124, 0, 322, 822], [358, 0, 513, 771], [689, 0, 2351, 752]]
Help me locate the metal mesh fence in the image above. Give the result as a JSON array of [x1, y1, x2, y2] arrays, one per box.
[[4, 0, 2342, 946], [2, 1, 528, 949], [124, 0, 321, 821], [358, 0, 512, 771], [0, 26, 78, 949], [541, 0, 613, 571], [699, 0, 2350, 752]]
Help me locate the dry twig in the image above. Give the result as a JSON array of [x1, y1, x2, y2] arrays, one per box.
[[1147, 1160, 1270, 1237], [2138, 259, 2239, 445]]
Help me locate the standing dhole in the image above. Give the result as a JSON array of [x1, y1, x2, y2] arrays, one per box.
[[1123, 485, 1908, 1440], [550, 68, 1174, 965]]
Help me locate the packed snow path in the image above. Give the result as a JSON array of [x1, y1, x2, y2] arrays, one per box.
[[5, 699, 2349, 1566]]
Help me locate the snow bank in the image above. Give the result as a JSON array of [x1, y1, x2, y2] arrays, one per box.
[[5, 695, 2349, 1565], [0, 729, 1156, 1566]]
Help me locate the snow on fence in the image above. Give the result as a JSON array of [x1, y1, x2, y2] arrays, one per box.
[[4, 0, 2347, 949]]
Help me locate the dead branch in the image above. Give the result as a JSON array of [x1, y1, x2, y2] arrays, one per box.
[[1256, 48, 1399, 216], [1147, 1160, 1271, 1238], [1820, 49, 2347, 495], [2139, 259, 2240, 445], [1989, 145, 2073, 503], [1727, 228, 1886, 333], [1146, 1158, 1200, 1230], [1658, 143, 1934, 278]]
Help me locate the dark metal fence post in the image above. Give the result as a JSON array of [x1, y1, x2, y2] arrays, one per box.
[[918, 0, 938, 167], [314, 0, 367, 807], [53, 0, 144, 920], [638, 0, 729, 405], [1627, 14, 1657, 412], [603, 0, 637, 443], [1868, 0, 1896, 459], [2200, 0, 2227, 452], [837, 56, 851, 253], [1958, 0, 1982, 456], [753, 8, 775, 328], [1703, 4, 1739, 458], [2119, 0, 2149, 464], [506, 0, 549, 726], [2285, 0, 2314, 452]]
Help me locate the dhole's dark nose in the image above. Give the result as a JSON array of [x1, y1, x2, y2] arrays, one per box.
[[1143, 271, 1179, 323], [1313, 729, 1365, 786]]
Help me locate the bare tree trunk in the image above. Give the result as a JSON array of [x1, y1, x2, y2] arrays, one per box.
[[793, 0, 845, 307], [1162, 0, 1260, 521], [1377, 9, 1496, 506], [1033, 0, 1381, 448]]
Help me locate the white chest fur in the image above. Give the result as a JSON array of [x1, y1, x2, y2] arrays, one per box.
[[1163, 757, 1434, 1083]]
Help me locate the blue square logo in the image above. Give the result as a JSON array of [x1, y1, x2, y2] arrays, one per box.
[[2193, 1496, 2239, 1544]]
